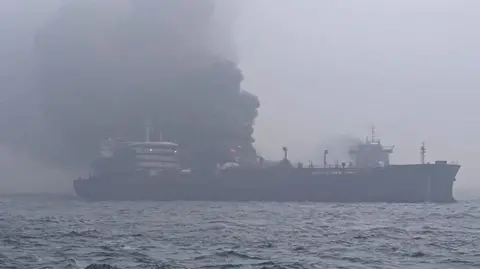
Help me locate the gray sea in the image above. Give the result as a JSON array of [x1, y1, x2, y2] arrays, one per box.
[[1, 195, 480, 269]]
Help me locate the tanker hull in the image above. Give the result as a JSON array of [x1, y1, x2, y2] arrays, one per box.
[[74, 163, 460, 203]]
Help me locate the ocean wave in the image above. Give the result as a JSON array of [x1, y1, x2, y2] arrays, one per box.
[[1, 197, 480, 268]]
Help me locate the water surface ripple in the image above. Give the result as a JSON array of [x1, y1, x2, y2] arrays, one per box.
[[1, 195, 479, 269]]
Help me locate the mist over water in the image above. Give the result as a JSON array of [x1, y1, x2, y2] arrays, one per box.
[[0, 146, 72, 194], [0, 0, 65, 193]]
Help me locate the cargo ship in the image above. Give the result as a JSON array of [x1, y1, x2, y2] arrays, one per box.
[[73, 126, 460, 203]]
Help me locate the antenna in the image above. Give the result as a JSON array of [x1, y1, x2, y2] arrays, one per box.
[[420, 142, 426, 164], [323, 149, 329, 168]]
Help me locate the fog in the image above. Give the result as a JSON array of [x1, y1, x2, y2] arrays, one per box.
[[0, 0, 479, 194]]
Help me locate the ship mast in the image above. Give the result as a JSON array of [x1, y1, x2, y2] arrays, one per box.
[[421, 142, 426, 164]]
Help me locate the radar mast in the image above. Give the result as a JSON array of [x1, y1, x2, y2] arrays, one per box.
[[421, 142, 426, 164]]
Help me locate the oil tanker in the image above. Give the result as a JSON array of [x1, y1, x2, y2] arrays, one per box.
[[73, 127, 460, 203]]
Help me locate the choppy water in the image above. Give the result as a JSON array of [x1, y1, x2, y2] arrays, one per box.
[[1, 195, 480, 269]]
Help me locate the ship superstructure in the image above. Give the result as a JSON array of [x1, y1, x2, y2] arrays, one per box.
[[90, 126, 181, 179], [347, 128, 395, 168]]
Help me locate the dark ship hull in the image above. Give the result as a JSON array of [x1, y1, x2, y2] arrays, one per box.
[[74, 162, 460, 203]]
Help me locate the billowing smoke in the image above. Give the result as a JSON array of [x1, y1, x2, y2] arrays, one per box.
[[2, 0, 259, 175]]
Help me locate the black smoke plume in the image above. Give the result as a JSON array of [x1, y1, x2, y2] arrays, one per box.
[[4, 0, 259, 172]]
